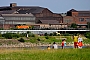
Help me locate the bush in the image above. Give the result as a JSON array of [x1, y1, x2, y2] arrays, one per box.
[[63, 33, 71, 36], [70, 23, 77, 28], [84, 32, 90, 39], [2, 33, 20, 39], [53, 32, 57, 36], [44, 33, 48, 36], [49, 33, 53, 36], [0, 28, 3, 30], [37, 38, 40, 41], [2, 33, 13, 39], [45, 36, 49, 39], [20, 33, 27, 37], [18, 38, 25, 42], [28, 38, 37, 43], [12, 33, 20, 38], [30, 34, 35, 37]]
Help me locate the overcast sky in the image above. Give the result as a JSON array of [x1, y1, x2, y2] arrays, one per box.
[[0, 0, 90, 13]]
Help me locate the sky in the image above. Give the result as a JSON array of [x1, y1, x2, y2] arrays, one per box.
[[0, 0, 90, 13]]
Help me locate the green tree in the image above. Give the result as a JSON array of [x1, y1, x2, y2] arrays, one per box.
[[12, 33, 20, 38], [44, 33, 48, 36], [2, 33, 13, 39], [87, 22, 90, 29], [49, 33, 53, 36], [53, 32, 57, 36], [70, 23, 77, 28], [84, 32, 90, 39]]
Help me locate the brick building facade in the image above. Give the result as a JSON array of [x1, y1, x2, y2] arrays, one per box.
[[63, 9, 90, 28]]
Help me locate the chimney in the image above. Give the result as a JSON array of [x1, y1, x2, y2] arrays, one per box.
[[10, 3, 17, 7]]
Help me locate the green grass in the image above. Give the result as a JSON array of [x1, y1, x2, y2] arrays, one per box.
[[0, 48, 90, 60], [83, 38, 90, 44], [24, 35, 90, 44]]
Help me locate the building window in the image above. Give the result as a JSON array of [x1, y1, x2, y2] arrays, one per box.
[[64, 19, 71, 23], [79, 18, 84, 22], [4, 16, 35, 21], [79, 13, 90, 16], [86, 18, 90, 22]]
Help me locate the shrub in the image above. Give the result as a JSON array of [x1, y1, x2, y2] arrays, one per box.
[[63, 33, 70, 36], [44, 33, 48, 36], [53, 32, 57, 36], [18, 38, 25, 42], [84, 32, 90, 39], [70, 23, 77, 28], [0, 28, 3, 30], [20, 33, 27, 37], [45, 36, 49, 39], [2, 33, 13, 39], [37, 38, 40, 41], [30, 34, 35, 37], [12, 33, 20, 38], [49, 33, 53, 36]]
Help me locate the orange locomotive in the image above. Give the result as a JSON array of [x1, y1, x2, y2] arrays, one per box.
[[16, 25, 32, 29]]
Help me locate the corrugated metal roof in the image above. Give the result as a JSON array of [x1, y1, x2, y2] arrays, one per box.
[[0, 6, 11, 11], [0, 6, 45, 14], [0, 10, 15, 14], [1, 14, 34, 17], [17, 7, 44, 14]]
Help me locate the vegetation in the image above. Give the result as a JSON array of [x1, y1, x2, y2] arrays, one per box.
[[2, 33, 13, 39], [62, 33, 71, 36], [44, 33, 48, 36], [18, 38, 25, 42], [87, 22, 90, 29], [70, 23, 77, 28], [0, 28, 3, 30], [0, 48, 90, 60], [1, 32, 35, 39], [25, 37, 38, 43], [84, 32, 90, 39], [0, 31, 90, 60], [45, 36, 49, 39], [37, 38, 40, 41], [0, 32, 90, 44]]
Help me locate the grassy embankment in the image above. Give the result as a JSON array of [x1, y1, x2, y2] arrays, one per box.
[[25, 36, 73, 43], [0, 48, 90, 60], [25, 35, 90, 44], [0, 32, 90, 45], [0, 35, 90, 46]]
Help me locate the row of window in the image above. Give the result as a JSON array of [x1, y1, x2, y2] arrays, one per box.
[[63, 20, 72, 23], [37, 17, 61, 20], [0, 20, 4, 24], [79, 13, 90, 16], [5, 21, 35, 24], [3, 17, 35, 20], [64, 18, 90, 23], [79, 18, 90, 22]]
